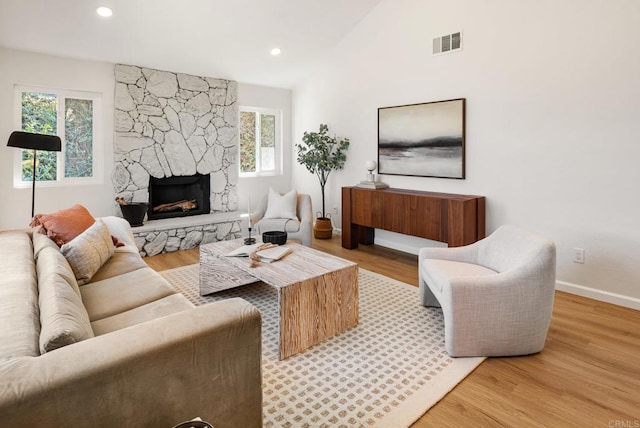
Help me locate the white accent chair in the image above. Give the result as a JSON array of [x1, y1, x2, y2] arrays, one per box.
[[250, 193, 313, 246], [419, 225, 556, 357]]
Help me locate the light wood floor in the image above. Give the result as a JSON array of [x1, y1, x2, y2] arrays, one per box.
[[145, 236, 640, 427]]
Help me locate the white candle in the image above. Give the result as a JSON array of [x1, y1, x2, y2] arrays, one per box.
[[248, 197, 252, 228]]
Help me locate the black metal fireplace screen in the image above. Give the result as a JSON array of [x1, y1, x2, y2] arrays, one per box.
[[148, 174, 210, 220]]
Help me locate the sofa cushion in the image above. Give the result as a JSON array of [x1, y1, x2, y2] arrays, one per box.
[[80, 268, 177, 321], [33, 233, 79, 294], [30, 204, 96, 246], [91, 294, 194, 335], [36, 245, 94, 353], [61, 219, 115, 285], [100, 216, 138, 249], [421, 259, 497, 293], [0, 230, 40, 360], [263, 188, 298, 220], [89, 251, 148, 283]]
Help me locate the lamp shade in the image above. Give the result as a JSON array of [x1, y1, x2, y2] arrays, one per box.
[[7, 131, 62, 151]]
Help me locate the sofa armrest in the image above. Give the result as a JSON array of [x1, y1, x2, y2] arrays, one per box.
[[0, 298, 262, 428], [297, 194, 313, 223], [419, 241, 480, 264], [100, 215, 138, 251], [441, 267, 555, 355], [249, 196, 268, 227]]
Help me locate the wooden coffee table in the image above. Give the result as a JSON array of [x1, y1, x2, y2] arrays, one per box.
[[199, 239, 359, 360]]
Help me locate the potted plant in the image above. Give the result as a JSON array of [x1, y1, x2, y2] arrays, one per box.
[[296, 123, 350, 239]]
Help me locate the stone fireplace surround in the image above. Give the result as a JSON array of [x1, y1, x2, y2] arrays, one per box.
[[112, 64, 242, 255]]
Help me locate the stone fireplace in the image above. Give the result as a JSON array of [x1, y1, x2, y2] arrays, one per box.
[[111, 64, 242, 255], [112, 64, 239, 213]]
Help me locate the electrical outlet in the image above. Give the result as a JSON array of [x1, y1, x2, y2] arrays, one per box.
[[573, 248, 585, 264], [332, 206, 338, 215]]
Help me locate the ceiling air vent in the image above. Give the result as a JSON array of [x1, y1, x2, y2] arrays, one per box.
[[432, 31, 462, 55]]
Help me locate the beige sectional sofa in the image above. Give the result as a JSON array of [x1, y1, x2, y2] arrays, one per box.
[[0, 216, 262, 427]]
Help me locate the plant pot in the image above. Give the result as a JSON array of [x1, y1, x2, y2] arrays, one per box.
[[313, 217, 333, 239], [119, 203, 148, 227]]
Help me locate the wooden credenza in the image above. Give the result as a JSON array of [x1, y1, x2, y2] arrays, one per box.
[[342, 187, 485, 249]]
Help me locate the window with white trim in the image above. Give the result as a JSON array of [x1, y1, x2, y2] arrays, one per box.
[[13, 85, 102, 187], [239, 106, 282, 176]]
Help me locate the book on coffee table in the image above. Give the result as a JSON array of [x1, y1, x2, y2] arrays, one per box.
[[226, 243, 262, 257], [226, 243, 292, 262], [255, 246, 293, 263]]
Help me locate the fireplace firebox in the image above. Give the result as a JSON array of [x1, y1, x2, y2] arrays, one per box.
[[148, 174, 211, 220]]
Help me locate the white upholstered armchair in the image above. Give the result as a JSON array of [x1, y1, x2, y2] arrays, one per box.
[[250, 190, 313, 246], [419, 225, 556, 357]]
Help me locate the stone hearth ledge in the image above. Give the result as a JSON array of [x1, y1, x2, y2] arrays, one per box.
[[131, 212, 244, 257]]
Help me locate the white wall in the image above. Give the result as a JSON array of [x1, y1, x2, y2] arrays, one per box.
[[237, 83, 293, 212], [292, 0, 640, 306], [0, 47, 115, 228], [0, 47, 293, 229]]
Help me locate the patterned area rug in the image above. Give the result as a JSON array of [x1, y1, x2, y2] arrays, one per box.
[[161, 265, 484, 428]]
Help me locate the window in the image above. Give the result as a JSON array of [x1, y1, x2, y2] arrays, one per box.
[[13, 85, 102, 187], [239, 106, 282, 176]]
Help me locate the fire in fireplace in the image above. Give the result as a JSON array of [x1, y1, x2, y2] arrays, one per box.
[[148, 174, 211, 220]]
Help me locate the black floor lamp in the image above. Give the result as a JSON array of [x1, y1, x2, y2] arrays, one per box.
[[7, 131, 62, 218]]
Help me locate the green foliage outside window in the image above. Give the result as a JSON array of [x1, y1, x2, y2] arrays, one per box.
[[240, 111, 256, 173], [65, 98, 93, 178], [19, 91, 94, 181], [260, 114, 275, 149], [21, 92, 57, 181], [240, 110, 277, 173]]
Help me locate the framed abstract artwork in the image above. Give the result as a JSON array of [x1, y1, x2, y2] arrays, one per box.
[[378, 98, 466, 179]]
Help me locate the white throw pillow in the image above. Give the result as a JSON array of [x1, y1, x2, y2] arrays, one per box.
[[61, 219, 115, 285], [263, 188, 298, 220]]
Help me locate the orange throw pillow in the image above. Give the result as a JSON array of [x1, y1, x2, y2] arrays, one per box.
[[30, 204, 96, 247]]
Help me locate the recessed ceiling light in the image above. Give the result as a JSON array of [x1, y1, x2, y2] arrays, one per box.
[[96, 6, 113, 17], [270, 48, 281, 56]]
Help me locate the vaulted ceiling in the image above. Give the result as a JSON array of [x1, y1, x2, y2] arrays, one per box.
[[0, 0, 383, 88]]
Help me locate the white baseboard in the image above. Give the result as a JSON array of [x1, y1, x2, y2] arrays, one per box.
[[374, 238, 421, 256], [555, 280, 640, 311]]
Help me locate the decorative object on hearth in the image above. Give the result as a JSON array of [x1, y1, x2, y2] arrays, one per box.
[[115, 197, 148, 227], [378, 98, 466, 179], [356, 160, 389, 189], [296, 124, 349, 239], [7, 131, 62, 218]]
